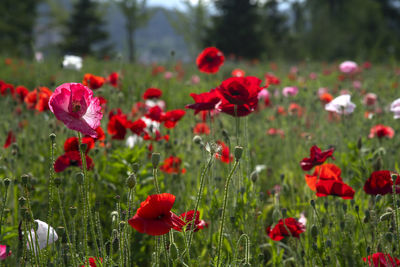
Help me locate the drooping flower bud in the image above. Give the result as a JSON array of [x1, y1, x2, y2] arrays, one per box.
[[151, 153, 161, 168], [234, 146, 243, 161]]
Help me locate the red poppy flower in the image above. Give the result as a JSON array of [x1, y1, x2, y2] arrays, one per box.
[[300, 145, 335, 171], [216, 76, 262, 106], [196, 47, 225, 74], [186, 89, 221, 114], [305, 163, 342, 191], [152, 65, 165, 76], [24, 87, 52, 111], [265, 73, 280, 86], [316, 179, 355, 199], [369, 125, 394, 139], [145, 106, 163, 122], [215, 141, 233, 164], [217, 97, 258, 117], [266, 218, 305, 241], [91, 126, 105, 141], [130, 119, 147, 136], [81, 257, 103, 267], [193, 123, 210, 135], [82, 74, 105, 90], [0, 81, 14, 96], [107, 110, 131, 140], [267, 128, 285, 138], [128, 193, 185, 236], [143, 88, 162, 100], [179, 210, 207, 232], [363, 252, 400, 267], [15, 86, 29, 103], [64, 137, 95, 154], [288, 103, 303, 117], [364, 170, 400, 195], [232, 68, 245, 77], [108, 72, 119, 88], [54, 151, 94, 172], [161, 109, 186, 129], [320, 93, 333, 104], [4, 131, 16, 148], [160, 156, 186, 174]]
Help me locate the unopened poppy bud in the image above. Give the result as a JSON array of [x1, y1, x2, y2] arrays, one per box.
[[54, 177, 62, 187], [151, 153, 161, 168], [3, 178, 11, 187], [21, 174, 30, 186], [18, 197, 26, 207], [75, 172, 84, 184], [385, 232, 393, 242], [132, 163, 139, 173], [11, 143, 19, 156], [111, 211, 119, 221], [310, 199, 315, 208], [69, 206, 77, 217], [126, 174, 136, 189], [193, 135, 202, 145], [250, 171, 258, 183], [311, 224, 318, 238], [380, 212, 393, 221], [376, 194, 382, 202], [363, 216, 369, 223], [80, 143, 87, 152], [49, 133, 56, 142], [234, 146, 243, 160]]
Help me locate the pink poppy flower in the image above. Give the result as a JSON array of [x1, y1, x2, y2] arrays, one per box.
[[339, 61, 358, 73], [49, 83, 103, 138], [282, 86, 298, 97], [0, 244, 11, 260]]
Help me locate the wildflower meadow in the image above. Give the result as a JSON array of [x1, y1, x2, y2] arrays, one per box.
[[2, 51, 400, 267]]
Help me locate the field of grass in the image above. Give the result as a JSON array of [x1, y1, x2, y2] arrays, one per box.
[[1, 56, 400, 266]]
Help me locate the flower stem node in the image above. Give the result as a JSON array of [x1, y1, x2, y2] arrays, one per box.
[[126, 174, 137, 189], [151, 153, 161, 168], [234, 146, 243, 161]]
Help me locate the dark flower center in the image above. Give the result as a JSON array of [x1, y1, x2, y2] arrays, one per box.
[[157, 214, 165, 219], [205, 56, 214, 63], [72, 101, 81, 112]]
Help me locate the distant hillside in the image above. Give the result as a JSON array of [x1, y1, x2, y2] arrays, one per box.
[[35, 2, 190, 62]]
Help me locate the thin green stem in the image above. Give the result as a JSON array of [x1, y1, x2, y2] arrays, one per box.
[[153, 167, 160, 194], [0, 184, 9, 238], [216, 159, 239, 267]]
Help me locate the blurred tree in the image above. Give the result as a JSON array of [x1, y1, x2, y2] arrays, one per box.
[[62, 0, 113, 57], [114, 0, 152, 62], [206, 0, 264, 60], [168, 0, 209, 56], [0, 0, 38, 57]]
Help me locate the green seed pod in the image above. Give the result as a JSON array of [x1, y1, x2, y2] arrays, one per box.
[[75, 172, 84, 184], [193, 135, 202, 145], [126, 174, 137, 189], [250, 171, 258, 183], [234, 146, 243, 160], [151, 153, 161, 168], [49, 133, 56, 142], [3, 178, 11, 187]]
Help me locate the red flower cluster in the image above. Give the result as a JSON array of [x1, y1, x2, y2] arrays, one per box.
[[186, 89, 221, 114], [363, 253, 400, 267], [179, 210, 207, 232], [128, 193, 185, 236], [368, 124, 394, 139], [24, 87, 53, 111], [143, 88, 162, 100], [160, 156, 186, 174], [266, 218, 305, 241], [81, 257, 103, 267], [196, 47, 225, 74], [82, 73, 106, 90], [215, 141, 233, 164], [265, 73, 280, 86], [364, 170, 400, 195], [108, 72, 119, 88], [193, 123, 210, 135], [300, 145, 335, 171]]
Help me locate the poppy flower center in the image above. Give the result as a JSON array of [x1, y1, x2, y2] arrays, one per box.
[[205, 56, 214, 63], [157, 214, 165, 219], [72, 101, 81, 112]]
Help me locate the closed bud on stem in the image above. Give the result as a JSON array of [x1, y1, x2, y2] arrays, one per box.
[[312, 243, 318, 251], [250, 171, 258, 183], [3, 178, 11, 187], [126, 174, 136, 189], [18, 197, 26, 207], [357, 137, 362, 149], [54, 177, 61, 187], [49, 133, 56, 142], [342, 203, 347, 213], [21, 174, 30, 186], [310, 199, 315, 208], [151, 153, 160, 168], [355, 205, 359, 213], [119, 221, 126, 230], [75, 172, 84, 184], [23, 209, 32, 222], [311, 224, 318, 238], [234, 146, 243, 161], [281, 208, 287, 217], [193, 135, 202, 145]]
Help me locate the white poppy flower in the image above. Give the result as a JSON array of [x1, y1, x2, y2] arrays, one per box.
[[126, 135, 143, 148], [62, 55, 82, 70], [390, 98, 400, 119], [325, 94, 356, 114], [26, 220, 58, 252]]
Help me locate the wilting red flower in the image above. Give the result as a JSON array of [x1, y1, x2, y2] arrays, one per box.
[[179, 210, 207, 232], [64, 137, 95, 154], [363, 253, 400, 267], [217, 76, 262, 106], [15, 86, 29, 102], [196, 47, 225, 74], [232, 68, 245, 77], [161, 109, 186, 128], [316, 179, 355, 199], [108, 72, 119, 88], [266, 218, 305, 241], [364, 170, 400, 195], [107, 109, 130, 140], [81, 257, 103, 267], [215, 141, 233, 164], [4, 131, 16, 148], [82, 74, 105, 90], [300, 145, 335, 171], [143, 88, 162, 100], [186, 89, 221, 114], [265, 73, 280, 86], [128, 193, 185, 236], [193, 123, 210, 135], [54, 151, 94, 172], [160, 156, 186, 174], [305, 163, 342, 191], [369, 125, 394, 139]]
